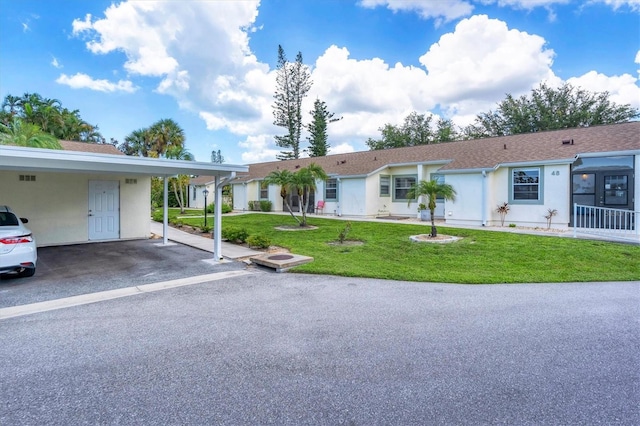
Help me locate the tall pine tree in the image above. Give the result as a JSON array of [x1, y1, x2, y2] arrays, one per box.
[[272, 46, 312, 160], [306, 98, 341, 157]]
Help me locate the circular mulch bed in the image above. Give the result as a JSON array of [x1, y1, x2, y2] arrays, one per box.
[[410, 234, 461, 244], [327, 240, 364, 247]]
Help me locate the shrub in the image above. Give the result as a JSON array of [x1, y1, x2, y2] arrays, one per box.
[[544, 208, 558, 229], [337, 221, 352, 244], [259, 200, 272, 212], [206, 203, 233, 214], [509, 223, 517, 228], [200, 225, 212, 233], [222, 226, 249, 243], [152, 209, 163, 222], [496, 202, 509, 227], [247, 234, 271, 249]]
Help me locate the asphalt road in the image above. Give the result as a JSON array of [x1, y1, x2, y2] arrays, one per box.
[[1, 273, 638, 425]]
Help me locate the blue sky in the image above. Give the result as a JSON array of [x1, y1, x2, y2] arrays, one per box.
[[1, 0, 638, 164]]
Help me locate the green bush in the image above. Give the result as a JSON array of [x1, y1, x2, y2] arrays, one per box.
[[259, 200, 272, 212], [200, 225, 212, 233], [206, 203, 233, 214], [152, 209, 164, 222], [246, 234, 271, 249], [222, 226, 249, 243], [338, 221, 352, 243]]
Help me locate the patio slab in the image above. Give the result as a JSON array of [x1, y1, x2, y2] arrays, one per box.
[[250, 253, 314, 272]]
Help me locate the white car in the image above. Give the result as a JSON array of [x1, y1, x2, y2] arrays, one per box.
[[0, 205, 37, 278]]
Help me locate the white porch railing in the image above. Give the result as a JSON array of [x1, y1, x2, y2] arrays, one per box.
[[573, 203, 639, 243]]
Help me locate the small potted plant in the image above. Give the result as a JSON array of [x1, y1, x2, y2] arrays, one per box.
[[418, 203, 429, 221]]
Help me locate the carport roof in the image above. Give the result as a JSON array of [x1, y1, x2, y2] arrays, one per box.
[[0, 145, 248, 177]]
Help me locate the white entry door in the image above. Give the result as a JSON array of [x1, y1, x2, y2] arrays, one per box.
[[88, 180, 120, 240]]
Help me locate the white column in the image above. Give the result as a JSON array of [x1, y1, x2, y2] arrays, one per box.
[[163, 176, 169, 245], [213, 176, 223, 260]]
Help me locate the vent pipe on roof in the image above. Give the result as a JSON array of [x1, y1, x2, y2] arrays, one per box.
[[504, 144, 507, 150], [562, 139, 574, 145]]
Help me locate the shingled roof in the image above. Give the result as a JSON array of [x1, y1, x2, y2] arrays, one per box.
[[60, 140, 124, 155], [235, 122, 640, 182]]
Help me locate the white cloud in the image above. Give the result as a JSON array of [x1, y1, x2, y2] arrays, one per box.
[[56, 73, 137, 93], [568, 71, 640, 109], [239, 134, 281, 163], [51, 56, 62, 69], [330, 143, 356, 155], [418, 15, 558, 122], [589, 0, 640, 11], [359, 0, 474, 24]]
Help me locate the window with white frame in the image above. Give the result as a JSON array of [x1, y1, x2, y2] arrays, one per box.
[[393, 175, 417, 201], [380, 175, 390, 196], [260, 181, 268, 199], [325, 178, 337, 200], [510, 167, 542, 203], [431, 174, 444, 200]]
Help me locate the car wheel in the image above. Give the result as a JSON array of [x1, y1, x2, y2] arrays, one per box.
[[17, 267, 35, 278]]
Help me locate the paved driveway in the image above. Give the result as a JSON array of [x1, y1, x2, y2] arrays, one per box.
[[1, 271, 638, 425], [0, 239, 249, 308]]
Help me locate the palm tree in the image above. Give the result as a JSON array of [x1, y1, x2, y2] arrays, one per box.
[[406, 179, 457, 237], [148, 118, 185, 157], [165, 146, 194, 213], [297, 162, 328, 226], [0, 117, 61, 149], [121, 128, 152, 156], [265, 169, 300, 225]]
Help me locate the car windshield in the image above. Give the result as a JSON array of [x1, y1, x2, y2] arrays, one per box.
[[0, 212, 19, 226]]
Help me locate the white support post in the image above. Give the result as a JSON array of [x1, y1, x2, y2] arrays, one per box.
[[213, 175, 223, 260], [163, 176, 169, 245]]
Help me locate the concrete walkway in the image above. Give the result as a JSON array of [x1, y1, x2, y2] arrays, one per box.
[[149, 221, 263, 260]]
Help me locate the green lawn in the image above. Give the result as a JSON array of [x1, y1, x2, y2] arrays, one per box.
[[160, 210, 640, 284]]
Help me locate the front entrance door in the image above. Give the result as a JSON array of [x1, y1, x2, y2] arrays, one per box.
[[572, 170, 634, 210], [88, 180, 120, 240]]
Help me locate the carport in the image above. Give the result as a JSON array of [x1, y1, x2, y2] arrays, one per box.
[[0, 144, 248, 260]]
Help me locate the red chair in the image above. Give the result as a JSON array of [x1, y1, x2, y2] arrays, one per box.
[[315, 200, 325, 215]]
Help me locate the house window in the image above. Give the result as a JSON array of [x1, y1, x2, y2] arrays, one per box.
[[325, 178, 338, 200], [393, 175, 417, 201], [193, 187, 197, 200], [260, 181, 268, 200], [431, 174, 444, 201], [510, 167, 543, 204], [380, 175, 390, 197]]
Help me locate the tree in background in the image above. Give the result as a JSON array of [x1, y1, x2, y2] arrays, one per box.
[[0, 92, 104, 143], [0, 116, 61, 149], [118, 119, 185, 158], [464, 82, 639, 138], [366, 112, 457, 150], [306, 99, 341, 157], [211, 149, 225, 163], [273, 45, 312, 160], [165, 145, 194, 214], [119, 128, 152, 156], [406, 179, 457, 238]]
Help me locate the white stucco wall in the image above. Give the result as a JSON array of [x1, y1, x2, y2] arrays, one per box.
[[0, 171, 150, 246]]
